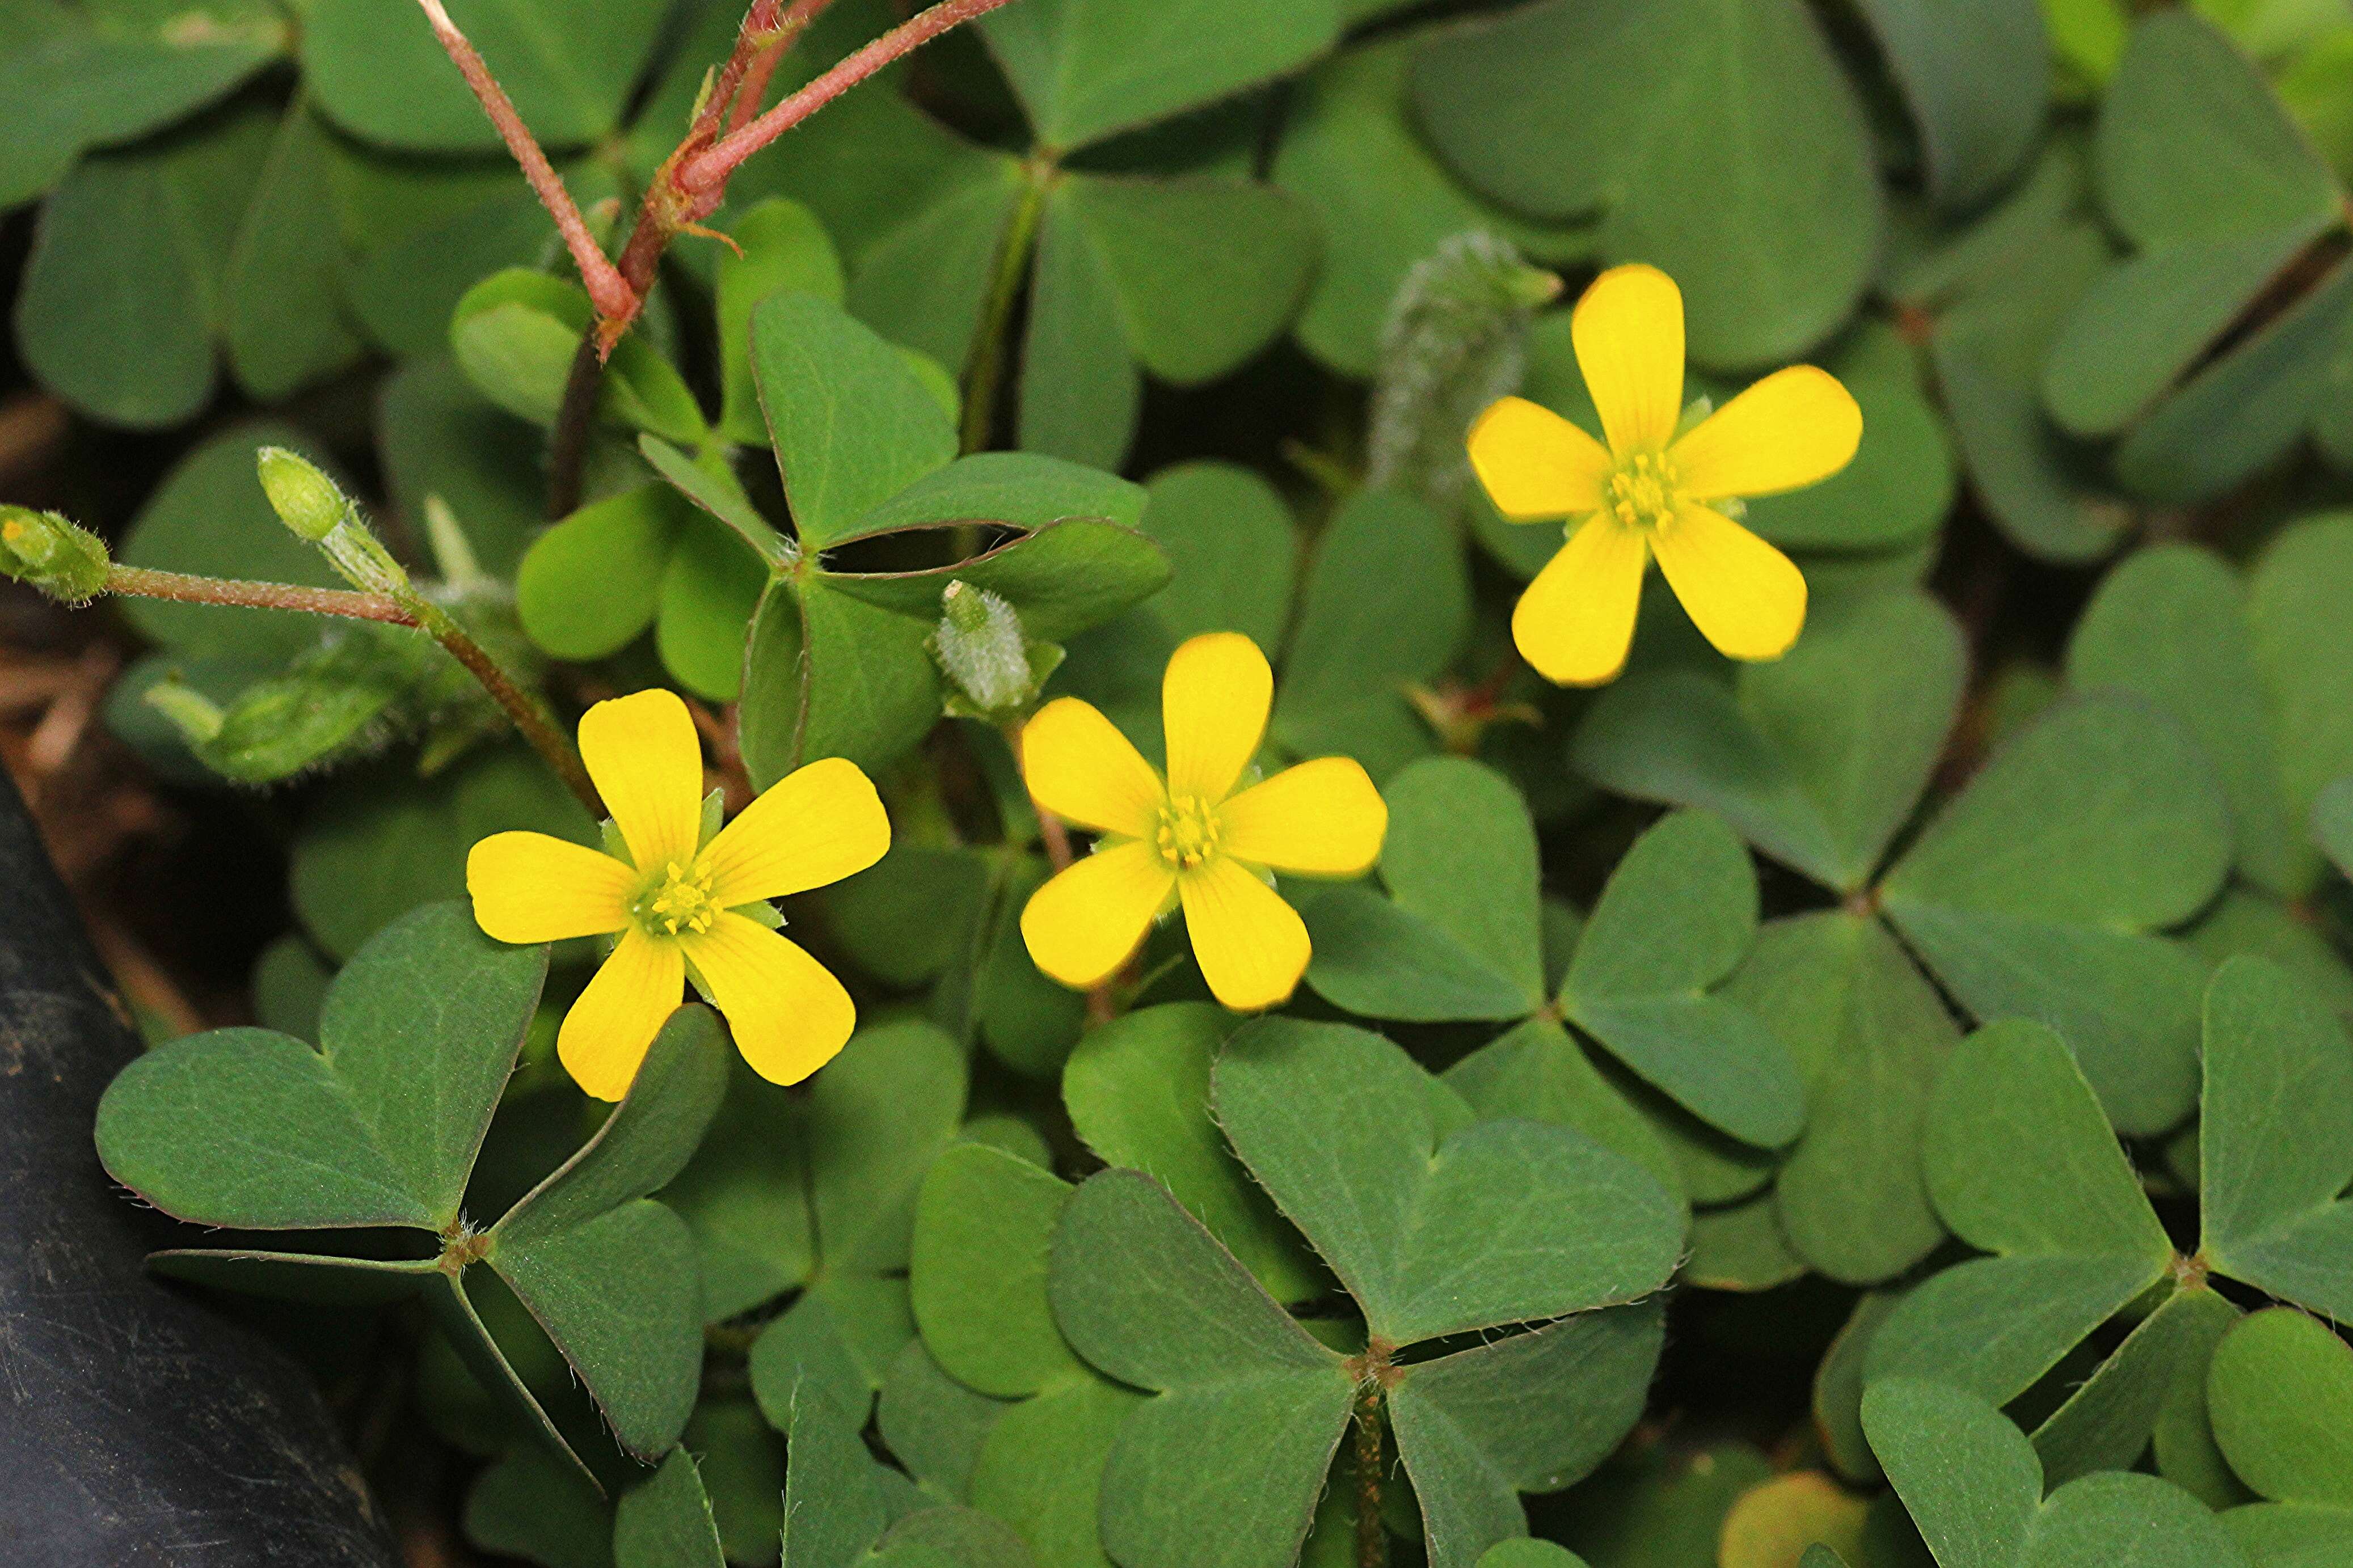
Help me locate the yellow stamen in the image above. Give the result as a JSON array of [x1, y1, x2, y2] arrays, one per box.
[[1155, 794, 1222, 871], [1603, 450, 1682, 532], [634, 857, 720, 937]]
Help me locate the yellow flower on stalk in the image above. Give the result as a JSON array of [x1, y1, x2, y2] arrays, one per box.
[[1019, 632, 1386, 1013], [467, 689, 889, 1100], [1467, 264, 1862, 686]]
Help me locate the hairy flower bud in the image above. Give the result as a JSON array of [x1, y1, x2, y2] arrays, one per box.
[[930, 580, 1059, 720], [0, 505, 111, 604], [256, 447, 349, 543]]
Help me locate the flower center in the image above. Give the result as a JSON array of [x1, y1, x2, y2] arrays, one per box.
[[1155, 795, 1222, 871], [1603, 450, 1682, 532], [634, 858, 719, 937]]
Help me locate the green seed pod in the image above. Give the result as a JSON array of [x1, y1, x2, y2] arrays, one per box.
[[0, 505, 112, 604], [930, 581, 1061, 721]]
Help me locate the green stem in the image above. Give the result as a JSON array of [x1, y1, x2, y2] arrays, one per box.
[[399, 590, 601, 816], [103, 565, 414, 624], [1353, 1380, 1387, 1568], [960, 157, 1054, 457]]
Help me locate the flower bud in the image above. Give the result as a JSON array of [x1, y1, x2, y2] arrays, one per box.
[[256, 446, 349, 543], [930, 581, 1059, 720], [0, 505, 111, 604]]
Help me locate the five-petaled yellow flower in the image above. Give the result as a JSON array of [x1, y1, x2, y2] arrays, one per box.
[[1019, 632, 1386, 1012], [1467, 263, 1862, 686], [467, 689, 889, 1100]]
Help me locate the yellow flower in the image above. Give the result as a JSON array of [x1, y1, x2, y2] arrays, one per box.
[[1018, 632, 1386, 1013], [1466, 264, 1863, 686], [466, 689, 889, 1100]]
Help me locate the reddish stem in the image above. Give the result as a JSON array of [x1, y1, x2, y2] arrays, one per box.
[[104, 566, 415, 625], [678, 0, 1019, 192], [411, 0, 633, 323]]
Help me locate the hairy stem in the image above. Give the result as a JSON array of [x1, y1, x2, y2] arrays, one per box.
[[399, 591, 601, 816], [960, 158, 1053, 454], [1352, 1382, 1387, 1568], [104, 565, 415, 624], [678, 0, 1021, 192], [411, 0, 632, 322]]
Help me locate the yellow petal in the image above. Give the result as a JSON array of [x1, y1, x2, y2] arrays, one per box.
[[1019, 840, 1175, 990], [681, 911, 855, 1086], [1021, 698, 1164, 839], [1671, 365, 1863, 501], [1465, 396, 1612, 521], [1178, 857, 1310, 1012], [1511, 514, 1650, 686], [1652, 501, 1808, 662], [579, 688, 705, 875], [1163, 631, 1271, 805], [1572, 263, 1684, 455], [1218, 758, 1387, 877], [466, 831, 633, 944], [702, 756, 890, 907], [559, 929, 685, 1101]]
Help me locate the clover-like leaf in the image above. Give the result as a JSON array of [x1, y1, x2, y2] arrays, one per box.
[[613, 1449, 725, 1568], [1214, 1019, 1682, 1345], [1559, 811, 1804, 1150], [1864, 1379, 2253, 1568], [2198, 956, 2353, 1320], [2206, 1308, 2353, 1556], [1866, 1020, 2174, 1406], [1879, 693, 2232, 1136]]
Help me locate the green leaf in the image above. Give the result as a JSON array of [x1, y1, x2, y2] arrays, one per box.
[[2199, 957, 2353, 1318], [1049, 1171, 1355, 1568], [452, 269, 706, 443], [224, 104, 366, 402], [1020, 187, 1144, 468], [491, 1008, 729, 1459], [847, 453, 1148, 543], [2032, 1284, 2239, 1487], [1378, 759, 1547, 1009], [980, 0, 1339, 150], [912, 1144, 1082, 1399], [967, 1377, 1138, 1568], [1572, 591, 1967, 893], [879, 1341, 1007, 1503], [1062, 1004, 1318, 1303], [1053, 174, 1321, 386], [753, 293, 959, 552], [1410, 0, 1883, 366], [96, 903, 546, 1232], [782, 1393, 927, 1568], [1865, 1021, 2173, 1405], [291, 746, 596, 961], [0, 2, 279, 209], [1274, 37, 1591, 377], [2208, 1309, 2353, 1507], [1926, 1021, 2172, 1263], [1298, 886, 1534, 1024], [520, 486, 694, 662], [1273, 488, 1465, 779], [304, 0, 670, 153], [739, 576, 942, 785], [1727, 911, 1958, 1285], [2321, 776, 2353, 880], [1854, 0, 2048, 209], [1736, 328, 1957, 554], [1389, 1304, 1666, 1568], [1559, 811, 1804, 1149], [717, 198, 846, 446], [1213, 1018, 1683, 1343], [2249, 515, 2353, 859], [1443, 1017, 1683, 1208], [2022, 1473, 2251, 1568], [614, 1449, 726, 1568], [824, 519, 1170, 645], [465, 1443, 613, 1568], [1880, 695, 2233, 1135], [16, 101, 271, 426], [1862, 1379, 2043, 1568], [2069, 544, 2312, 895], [2095, 11, 2339, 248], [1124, 462, 1298, 652]]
